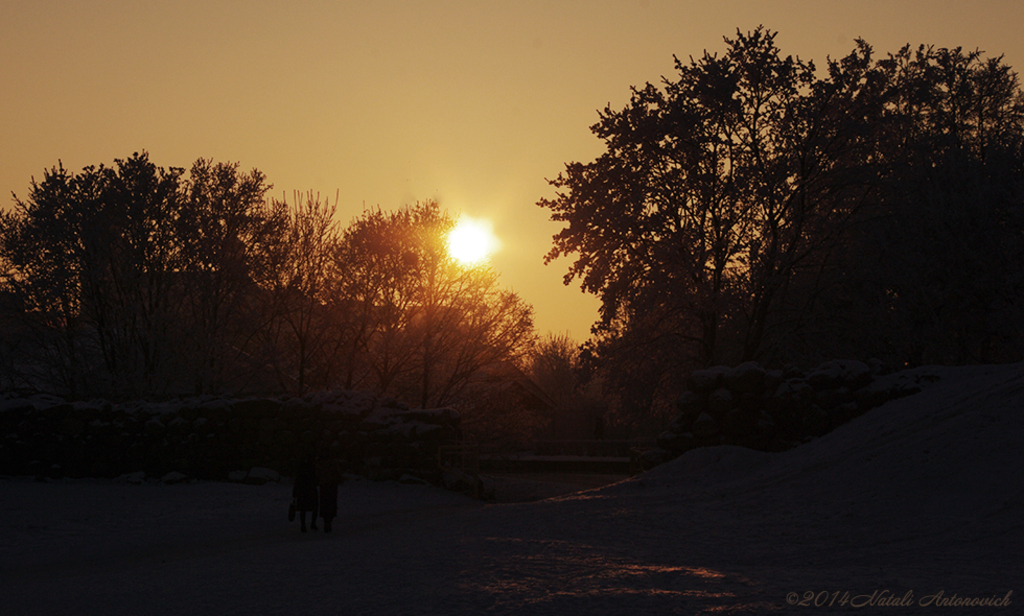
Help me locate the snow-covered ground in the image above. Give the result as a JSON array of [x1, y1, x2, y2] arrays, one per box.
[[2, 363, 1021, 615]]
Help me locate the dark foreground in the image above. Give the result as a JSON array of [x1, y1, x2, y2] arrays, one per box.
[[2, 364, 1022, 615]]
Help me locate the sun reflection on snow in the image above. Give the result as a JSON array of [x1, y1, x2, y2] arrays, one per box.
[[461, 538, 748, 607], [681, 565, 728, 580]]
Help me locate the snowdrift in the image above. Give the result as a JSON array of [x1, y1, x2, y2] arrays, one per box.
[[633, 362, 1023, 523]]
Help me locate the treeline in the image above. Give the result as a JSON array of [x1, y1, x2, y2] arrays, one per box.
[[540, 28, 1024, 424], [0, 155, 534, 406]]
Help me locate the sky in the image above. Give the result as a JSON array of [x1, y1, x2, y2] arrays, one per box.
[[3, 0, 1023, 341]]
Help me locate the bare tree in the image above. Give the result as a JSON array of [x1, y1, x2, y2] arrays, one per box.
[[0, 153, 186, 396], [264, 191, 342, 393], [175, 159, 286, 394], [333, 201, 535, 407]]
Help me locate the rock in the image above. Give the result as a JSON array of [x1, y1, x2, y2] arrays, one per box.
[[359, 408, 402, 431], [807, 362, 844, 390], [721, 408, 741, 434], [905, 366, 942, 384], [74, 398, 111, 414], [231, 398, 282, 418], [58, 416, 86, 437], [166, 416, 191, 435], [177, 403, 201, 421], [675, 391, 705, 422], [245, 467, 280, 484], [277, 429, 297, 447], [814, 387, 852, 410], [396, 408, 460, 425], [763, 369, 784, 393], [782, 364, 804, 379], [321, 402, 362, 419], [199, 399, 231, 422], [831, 402, 861, 425], [144, 418, 166, 437], [0, 398, 34, 414], [280, 398, 315, 419], [868, 358, 892, 376], [398, 473, 429, 485], [803, 405, 830, 436], [667, 414, 690, 433], [306, 389, 351, 406], [736, 392, 762, 413], [771, 378, 814, 411], [768, 403, 800, 434], [640, 448, 676, 469], [836, 360, 872, 389], [192, 417, 211, 434], [441, 468, 478, 493], [413, 423, 444, 440], [691, 412, 719, 438], [657, 430, 695, 453], [380, 422, 419, 440], [118, 471, 147, 484], [855, 373, 923, 409], [379, 396, 409, 410], [724, 361, 766, 394], [342, 391, 378, 417], [160, 471, 189, 484], [28, 394, 67, 410], [808, 360, 872, 390], [707, 388, 734, 417], [687, 365, 730, 393]]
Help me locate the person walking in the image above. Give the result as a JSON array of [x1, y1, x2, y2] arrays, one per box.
[[316, 457, 344, 533], [293, 455, 319, 532]]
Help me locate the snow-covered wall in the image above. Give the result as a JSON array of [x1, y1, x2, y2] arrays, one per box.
[[645, 360, 940, 468], [0, 390, 461, 482]]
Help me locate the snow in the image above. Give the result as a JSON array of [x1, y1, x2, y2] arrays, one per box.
[[2, 363, 1022, 614]]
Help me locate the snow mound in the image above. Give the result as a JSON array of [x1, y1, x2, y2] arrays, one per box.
[[629, 445, 772, 488], [605, 362, 1024, 540]]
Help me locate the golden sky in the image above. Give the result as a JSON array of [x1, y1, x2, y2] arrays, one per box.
[[3, 0, 1022, 341]]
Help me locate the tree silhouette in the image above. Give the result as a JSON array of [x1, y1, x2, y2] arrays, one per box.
[[174, 159, 286, 394], [333, 201, 535, 407], [0, 153, 288, 397], [1, 153, 186, 396], [539, 29, 887, 390], [817, 45, 1024, 365], [261, 191, 342, 393], [2, 158, 537, 405], [539, 28, 1024, 422], [527, 332, 580, 407]]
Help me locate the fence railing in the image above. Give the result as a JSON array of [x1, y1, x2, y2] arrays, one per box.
[[532, 439, 656, 458], [440, 439, 657, 477]]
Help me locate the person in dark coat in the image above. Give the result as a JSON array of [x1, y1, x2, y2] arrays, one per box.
[[293, 455, 319, 532], [315, 457, 344, 533]]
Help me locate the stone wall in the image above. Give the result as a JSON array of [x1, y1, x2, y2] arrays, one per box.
[[0, 390, 462, 484], [643, 360, 941, 468]]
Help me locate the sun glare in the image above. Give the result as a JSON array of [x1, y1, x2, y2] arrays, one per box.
[[447, 215, 499, 265]]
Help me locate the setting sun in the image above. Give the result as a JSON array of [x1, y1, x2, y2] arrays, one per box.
[[447, 215, 499, 265]]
